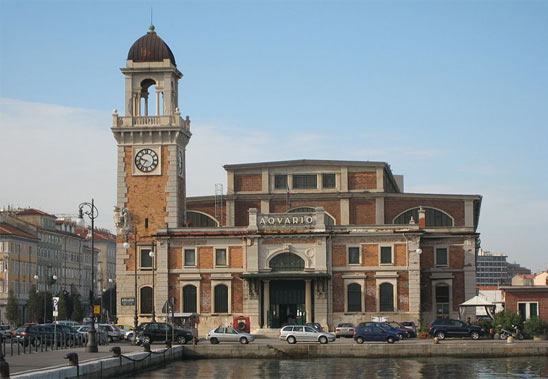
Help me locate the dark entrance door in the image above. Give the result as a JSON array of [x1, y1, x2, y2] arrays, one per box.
[[269, 280, 305, 328]]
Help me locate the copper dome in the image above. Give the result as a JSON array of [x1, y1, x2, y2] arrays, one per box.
[[127, 26, 176, 66]]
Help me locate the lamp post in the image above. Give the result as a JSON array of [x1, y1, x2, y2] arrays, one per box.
[[108, 278, 116, 323], [122, 234, 138, 344], [77, 199, 99, 353], [149, 244, 156, 322]]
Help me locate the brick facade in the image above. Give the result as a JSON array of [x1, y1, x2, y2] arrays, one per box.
[[348, 172, 377, 190], [234, 174, 262, 192], [504, 289, 548, 321], [384, 197, 465, 226], [349, 199, 376, 225]]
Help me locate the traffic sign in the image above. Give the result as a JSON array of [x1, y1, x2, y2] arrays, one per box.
[[53, 297, 59, 317], [94, 305, 101, 314]]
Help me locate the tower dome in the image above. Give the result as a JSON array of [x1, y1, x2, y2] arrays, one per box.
[[127, 25, 176, 66]]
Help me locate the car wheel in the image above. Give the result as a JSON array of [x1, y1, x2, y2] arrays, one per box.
[[435, 331, 445, 340], [397, 333, 404, 340], [177, 336, 187, 344], [518, 334, 524, 341], [287, 336, 296, 344], [66, 338, 74, 347], [143, 336, 151, 344], [240, 337, 249, 344], [32, 338, 41, 348], [319, 336, 328, 344], [336, 335, 340, 338], [356, 336, 364, 344], [387, 336, 396, 344], [470, 331, 480, 340], [210, 337, 219, 344]]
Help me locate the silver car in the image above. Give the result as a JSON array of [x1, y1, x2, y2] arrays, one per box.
[[280, 325, 336, 344], [335, 323, 355, 338], [207, 326, 255, 344]]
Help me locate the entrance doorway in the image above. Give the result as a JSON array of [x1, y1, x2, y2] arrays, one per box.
[[268, 280, 305, 328]]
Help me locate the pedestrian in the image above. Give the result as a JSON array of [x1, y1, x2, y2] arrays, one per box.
[[467, 317, 471, 325]]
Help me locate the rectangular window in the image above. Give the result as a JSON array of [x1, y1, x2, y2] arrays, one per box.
[[215, 248, 227, 266], [274, 175, 288, 189], [292, 174, 317, 189], [380, 246, 392, 264], [322, 173, 336, 188], [140, 248, 153, 268], [184, 249, 196, 267], [348, 247, 360, 265], [436, 248, 448, 267], [518, 302, 539, 320]]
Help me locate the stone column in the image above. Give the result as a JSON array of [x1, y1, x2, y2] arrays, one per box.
[[305, 280, 312, 323], [263, 280, 270, 328]]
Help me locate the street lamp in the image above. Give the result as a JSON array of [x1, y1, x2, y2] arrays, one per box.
[[123, 234, 138, 344], [108, 278, 116, 323], [76, 199, 99, 353], [149, 245, 156, 322]]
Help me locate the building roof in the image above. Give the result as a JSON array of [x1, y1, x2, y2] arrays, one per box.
[[127, 26, 176, 66], [16, 208, 56, 217], [223, 159, 391, 170], [0, 223, 38, 239]]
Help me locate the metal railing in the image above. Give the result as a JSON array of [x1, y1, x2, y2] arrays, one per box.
[[1, 332, 111, 356]]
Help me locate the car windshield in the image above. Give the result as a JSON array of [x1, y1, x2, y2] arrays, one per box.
[[378, 324, 391, 330]]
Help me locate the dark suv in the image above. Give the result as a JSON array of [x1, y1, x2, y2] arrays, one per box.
[[136, 322, 192, 345], [429, 318, 484, 340]]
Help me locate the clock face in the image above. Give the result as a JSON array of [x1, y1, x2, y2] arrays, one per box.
[[177, 150, 183, 176], [135, 148, 159, 172]]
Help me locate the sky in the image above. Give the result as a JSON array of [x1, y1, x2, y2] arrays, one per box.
[[0, 0, 547, 272]]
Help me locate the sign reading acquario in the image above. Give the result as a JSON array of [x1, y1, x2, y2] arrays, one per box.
[[258, 214, 316, 228]]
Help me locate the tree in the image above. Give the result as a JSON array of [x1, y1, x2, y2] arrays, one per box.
[[27, 285, 41, 323], [6, 288, 19, 325], [72, 294, 84, 322], [493, 310, 522, 332]]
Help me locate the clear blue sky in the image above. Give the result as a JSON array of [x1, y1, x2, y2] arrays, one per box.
[[1, 0, 547, 272]]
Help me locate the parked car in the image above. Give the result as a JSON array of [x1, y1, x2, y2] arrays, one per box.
[[279, 325, 336, 344], [116, 324, 135, 340], [305, 323, 323, 332], [206, 326, 255, 344], [353, 325, 399, 344], [44, 323, 83, 346], [429, 318, 485, 340], [358, 322, 409, 339], [55, 320, 81, 328], [335, 323, 355, 338], [400, 321, 417, 336], [99, 324, 123, 342], [136, 322, 192, 345], [387, 321, 416, 338], [14, 324, 62, 347], [0, 325, 14, 339], [76, 325, 108, 345]]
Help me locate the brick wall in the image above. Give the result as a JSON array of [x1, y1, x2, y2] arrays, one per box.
[[169, 246, 182, 270], [384, 198, 465, 226], [187, 200, 225, 226], [395, 244, 407, 266], [235, 200, 261, 226], [349, 199, 376, 225], [234, 174, 262, 192], [232, 276, 243, 313], [200, 275, 211, 313], [398, 271, 409, 311], [420, 246, 434, 269], [363, 244, 377, 266], [332, 272, 344, 312], [365, 276, 376, 312], [270, 199, 341, 224], [198, 247, 213, 269], [230, 246, 243, 268], [348, 172, 377, 190], [449, 246, 464, 268], [169, 273, 180, 312], [332, 245, 346, 267], [504, 290, 548, 320], [453, 272, 465, 311]]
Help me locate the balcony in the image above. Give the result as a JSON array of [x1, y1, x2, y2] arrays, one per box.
[[112, 113, 190, 134]]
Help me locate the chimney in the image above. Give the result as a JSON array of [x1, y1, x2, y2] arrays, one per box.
[[418, 207, 426, 228]]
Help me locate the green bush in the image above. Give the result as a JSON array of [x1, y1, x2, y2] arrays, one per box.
[[493, 311, 522, 332], [476, 319, 494, 331], [524, 317, 548, 337]]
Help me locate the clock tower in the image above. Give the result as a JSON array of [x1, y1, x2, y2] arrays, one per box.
[[112, 26, 191, 325]]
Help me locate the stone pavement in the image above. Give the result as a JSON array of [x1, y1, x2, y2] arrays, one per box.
[[4, 342, 144, 375]]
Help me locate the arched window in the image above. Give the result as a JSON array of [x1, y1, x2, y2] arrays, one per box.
[[393, 207, 453, 227], [379, 283, 394, 312], [183, 285, 197, 313], [186, 211, 218, 227], [347, 283, 362, 312], [287, 207, 335, 225], [140, 286, 153, 314], [214, 284, 228, 313], [435, 283, 450, 317], [269, 253, 305, 272]]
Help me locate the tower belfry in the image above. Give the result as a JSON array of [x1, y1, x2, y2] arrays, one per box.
[[112, 25, 191, 234]]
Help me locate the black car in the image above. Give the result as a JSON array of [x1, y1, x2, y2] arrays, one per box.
[[136, 322, 192, 344], [14, 324, 62, 347], [429, 318, 485, 340], [44, 323, 83, 346]]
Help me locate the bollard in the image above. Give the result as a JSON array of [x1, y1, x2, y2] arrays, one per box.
[[65, 352, 79, 366], [110, 346, 121, 357], [433, 337, 440, 344], [507, 336, 514, 344], [143, 342, 151, 352], [0, 335, 8, 378]]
